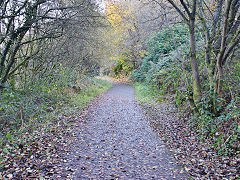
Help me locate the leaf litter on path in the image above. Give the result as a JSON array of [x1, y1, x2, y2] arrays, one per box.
[[59, 83, 189, 179], [142, 102, 239, 179], [1, 84, 190, 179]]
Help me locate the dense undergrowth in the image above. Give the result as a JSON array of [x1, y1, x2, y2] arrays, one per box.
[[0, 70, 112, 176], [134, 82, 240, 157], [134, 86, 239, 178], [132, 23, 240, 157]]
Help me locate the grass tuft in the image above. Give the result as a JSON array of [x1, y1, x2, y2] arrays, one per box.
[[133, 82, 164, 105], [71, 79, 112, 108]]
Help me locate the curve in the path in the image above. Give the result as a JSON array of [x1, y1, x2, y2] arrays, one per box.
[[67, 83, 189, 179]]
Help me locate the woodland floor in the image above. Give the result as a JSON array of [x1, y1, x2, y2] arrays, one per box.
[[142, 104, 239, 179], [2, 81, 239, 179], [58, 83, 189, 179]]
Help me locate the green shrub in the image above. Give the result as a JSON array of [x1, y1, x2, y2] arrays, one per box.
[[0, 67, 112, 161], [132, 22, 240, 156], [132, 69, 145, 81], [112, 52, 134, 77], [113, 60, 133, 77], [134, 82, 164, 104], [132, 23, 191, 82], [147, 23, 189, 56], [190, 95, 240, 155]]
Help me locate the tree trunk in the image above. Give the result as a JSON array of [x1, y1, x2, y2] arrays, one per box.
[[189, 19, 201, 102], [215, 0, 232, 96], [216, 54, 224, 96]]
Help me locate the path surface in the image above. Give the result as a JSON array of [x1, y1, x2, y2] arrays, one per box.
[[65, 83, 189, 179]]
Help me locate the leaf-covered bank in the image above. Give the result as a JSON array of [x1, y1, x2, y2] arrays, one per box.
[[0, 75, 112, 179], [134, 82, 239, 179]]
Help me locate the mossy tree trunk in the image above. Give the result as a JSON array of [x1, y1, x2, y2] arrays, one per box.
[[189, 18, 201, 102], [167, 0, 201, 103]]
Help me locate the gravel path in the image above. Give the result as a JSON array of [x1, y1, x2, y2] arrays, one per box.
[[65, 83, 189, 179]]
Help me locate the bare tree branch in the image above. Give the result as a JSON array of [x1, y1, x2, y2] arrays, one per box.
[[167, 0, 189, 24]]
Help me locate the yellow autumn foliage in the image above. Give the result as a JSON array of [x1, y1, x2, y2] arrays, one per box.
[[105, 0, 135, 36]]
